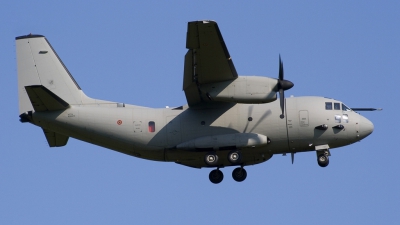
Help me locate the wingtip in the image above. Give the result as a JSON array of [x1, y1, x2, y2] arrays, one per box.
[[188, 20, 216, 25]]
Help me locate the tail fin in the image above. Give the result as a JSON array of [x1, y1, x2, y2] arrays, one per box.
[[16, 34, 83, 115]]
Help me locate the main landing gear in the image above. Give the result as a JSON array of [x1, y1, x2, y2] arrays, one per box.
[[205, 150, 247, 184], [208, 167, 247, 184], [209, 169, 224, 184], [232, 167, 247, 182]]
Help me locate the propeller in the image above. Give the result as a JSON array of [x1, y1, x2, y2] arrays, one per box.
[[249, 110, 271, 133], [242, 105, 253, 133], [277, 55, 294, 119], [243, 105, 272, 133]]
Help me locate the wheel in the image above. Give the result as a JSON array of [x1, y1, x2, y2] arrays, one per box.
[[227, 150, 242, 164], [204, 152, 219, 166], [232, 167, 247, 182], [317, 154, 329, 167], [209, 169, 224, 184]]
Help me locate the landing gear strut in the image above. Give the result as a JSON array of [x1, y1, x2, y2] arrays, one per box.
[[232, 167, 247, 182], [209, 169, 224, 184]]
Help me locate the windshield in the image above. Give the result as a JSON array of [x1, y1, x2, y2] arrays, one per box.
[[342, 103, 351, 111]]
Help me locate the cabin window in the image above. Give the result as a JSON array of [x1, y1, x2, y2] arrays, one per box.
[[334, 103, 340, 110], [325, 102, 332, 110], [342, 114, 349, 123], [342, 104, 351, 111], [148, 121, 155, 132]]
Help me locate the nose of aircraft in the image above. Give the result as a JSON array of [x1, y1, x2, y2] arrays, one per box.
[[358, 115, 374, 140]]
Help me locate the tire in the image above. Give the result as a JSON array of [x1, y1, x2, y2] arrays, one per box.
[[204, 152, 219, 166], [209, 169, 224, 184], [317, 154, 329, 167], [232, 167, 247, 182], [227, 150, 242, 164]]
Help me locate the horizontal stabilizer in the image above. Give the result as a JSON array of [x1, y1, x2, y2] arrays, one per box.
[[25, 85, 69, 112], [43, 128, 69, 147]]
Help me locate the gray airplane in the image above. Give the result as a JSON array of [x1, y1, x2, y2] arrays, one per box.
[[16, 20, 378, 184]]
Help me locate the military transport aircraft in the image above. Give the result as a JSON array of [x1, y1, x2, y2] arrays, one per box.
[[16, 20, 378, 184]]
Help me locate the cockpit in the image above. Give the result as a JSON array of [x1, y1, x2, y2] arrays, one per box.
[[325, 102, 352, 111]]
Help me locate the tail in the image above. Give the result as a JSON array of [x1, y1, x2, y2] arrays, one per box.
[[16, 34, 116, 148], [16, 34, 85, 115]]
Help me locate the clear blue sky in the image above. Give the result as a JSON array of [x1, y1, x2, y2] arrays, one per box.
[[1, 1, 399, 224]]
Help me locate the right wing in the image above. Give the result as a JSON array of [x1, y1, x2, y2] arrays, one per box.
[[183, 21, 238, 106]]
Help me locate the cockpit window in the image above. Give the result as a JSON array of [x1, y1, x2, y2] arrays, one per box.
[[342, 104, 351, 111], [334, 103, 340, 110], [325, 102, 332, 110]]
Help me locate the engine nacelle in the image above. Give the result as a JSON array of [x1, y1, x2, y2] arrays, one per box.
[[200, 76, 278, 103]]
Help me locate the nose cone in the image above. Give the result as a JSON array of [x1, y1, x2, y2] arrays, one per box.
[[358, 116, 374, 140]]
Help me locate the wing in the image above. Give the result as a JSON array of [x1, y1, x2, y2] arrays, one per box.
[[183, 20, 238, 106]]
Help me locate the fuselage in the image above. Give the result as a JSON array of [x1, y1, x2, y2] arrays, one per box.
[[31, 96, 374, 168]]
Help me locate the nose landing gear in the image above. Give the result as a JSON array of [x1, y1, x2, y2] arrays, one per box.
[[317, 154, 329, 167], [316, 149, 330, 167]]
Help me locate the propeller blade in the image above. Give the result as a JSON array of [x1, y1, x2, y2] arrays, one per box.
[[279, 89, 285, 119], [243, 105, 254, 133], [249, 110, 271, 133], [291, 152, 295, 164], [276, 55, 293, 119], [279, 55, 284, 80]]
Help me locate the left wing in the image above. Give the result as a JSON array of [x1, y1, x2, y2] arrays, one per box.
[[183, 20, 238, 106]]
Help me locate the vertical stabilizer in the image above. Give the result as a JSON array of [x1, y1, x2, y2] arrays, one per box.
[[16, 34, 83, 114]]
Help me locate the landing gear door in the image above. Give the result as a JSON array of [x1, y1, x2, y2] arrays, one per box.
[[166, 116, 181, 148]]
